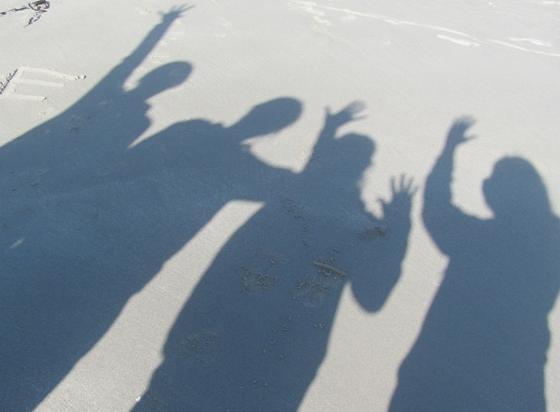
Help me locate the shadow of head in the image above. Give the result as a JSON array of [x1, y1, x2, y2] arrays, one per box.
[[133, 61, 192, 99], [328, 133, 375, 185], [231, 97, 303, 140], [483, 156, 551, 219]]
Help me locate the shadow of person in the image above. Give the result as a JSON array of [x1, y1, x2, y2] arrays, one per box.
[[390, 117, 560, 412], [0, 7, 191, 191], [0, 7, 198, 410], [135, 103, 415, 411], [119, 97, 303, 205], [0, 16, 308, 411]]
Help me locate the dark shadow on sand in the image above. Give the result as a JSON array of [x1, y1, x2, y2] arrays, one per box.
[[1, 6, 417, 409], [0, 7, 305, 409], [390, 118, 560, 412], [135, 103, 415, 411]]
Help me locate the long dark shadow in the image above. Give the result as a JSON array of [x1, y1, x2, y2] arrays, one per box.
[[0, 7, 192, 409], [0, 5, 304, 409], [135, 103, 415, 411], [390, 117, 560, 411]]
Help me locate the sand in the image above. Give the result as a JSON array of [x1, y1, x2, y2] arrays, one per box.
[[1, 0, 559, 410]]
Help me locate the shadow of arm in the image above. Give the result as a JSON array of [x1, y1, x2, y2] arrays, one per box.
[[351, 177, 414, 312], [87, 7, 189, 101], [423, 118, 479, 255]]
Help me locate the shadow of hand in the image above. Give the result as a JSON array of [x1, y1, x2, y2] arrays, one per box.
[[379, 175, 416, 223], [160, 4, 193, 22], [325, 101, 366, 129], [446, 116, 476, 149]]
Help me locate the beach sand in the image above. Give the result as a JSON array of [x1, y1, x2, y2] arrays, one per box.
[[1, 1, 559, 410]]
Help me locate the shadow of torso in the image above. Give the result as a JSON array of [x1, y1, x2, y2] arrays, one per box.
[[392, 214, 560, 412], [136, 178, 381, 411], [0, 113, 288, 409]]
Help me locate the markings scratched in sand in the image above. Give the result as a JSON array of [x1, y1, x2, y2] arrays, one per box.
[[0, 0, 51, 26], [509, 37, 552, 48], [0, 67, 86, 101], [289, 0, 560, 58], [437, 35, 480, 47], [487, 40, 560, 57], [289, 0, 470, 36]]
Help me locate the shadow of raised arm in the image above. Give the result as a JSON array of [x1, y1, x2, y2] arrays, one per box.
[[86, 5, 191, 102], [423, 116, 479, 255]]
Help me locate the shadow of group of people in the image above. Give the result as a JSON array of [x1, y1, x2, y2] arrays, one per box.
[[0, 8, 558, 411]]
